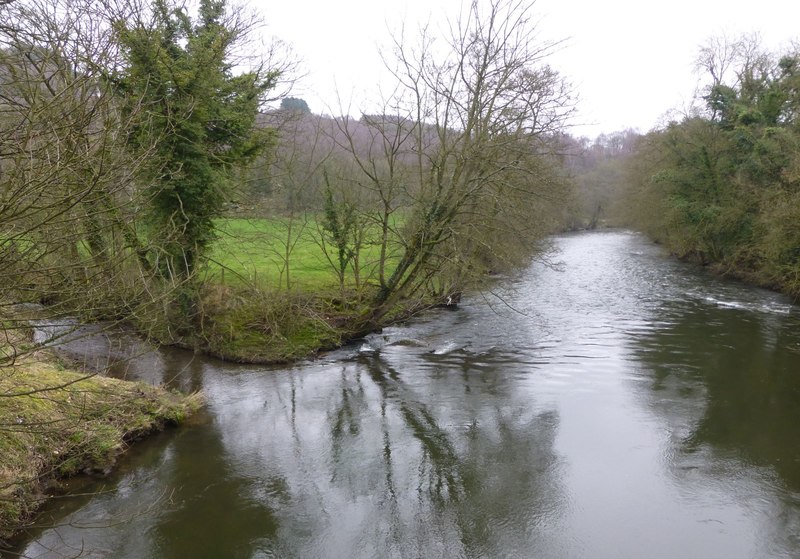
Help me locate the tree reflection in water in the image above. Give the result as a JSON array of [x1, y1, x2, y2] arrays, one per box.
[[630, 297, 800, 553], [327, 346, 567, 557]]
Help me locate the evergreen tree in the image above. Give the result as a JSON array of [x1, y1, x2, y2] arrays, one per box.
[[114, 0, 279, 280], [280, 97, 310, 113]]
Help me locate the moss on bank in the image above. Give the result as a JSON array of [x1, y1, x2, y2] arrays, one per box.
[[195, 284, 346, 363], [0, 351, 202, 544], [167, 283, 435, 363], [136, 283, 397, 364]]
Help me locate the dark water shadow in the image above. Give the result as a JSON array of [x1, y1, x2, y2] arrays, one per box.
[[627, 297, 800, 555], [630, 299, 800, 489]]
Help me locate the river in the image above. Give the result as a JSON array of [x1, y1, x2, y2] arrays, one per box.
[[10, 230, 800, 558]]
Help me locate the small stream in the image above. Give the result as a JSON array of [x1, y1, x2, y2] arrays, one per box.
[[10, 230, 800, 558]]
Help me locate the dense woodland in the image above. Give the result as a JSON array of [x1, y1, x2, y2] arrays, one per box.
[[0, 0, 573, 363], [586, 36, 800, 300]]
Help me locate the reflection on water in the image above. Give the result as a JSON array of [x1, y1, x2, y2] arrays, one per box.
[[10, 230, 800, 558], [631, 296, 800, 556]]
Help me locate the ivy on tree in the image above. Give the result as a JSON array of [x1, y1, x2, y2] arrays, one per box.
[[114, 0, 278, 280]]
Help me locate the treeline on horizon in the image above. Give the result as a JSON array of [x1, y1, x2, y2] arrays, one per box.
[[568, 35, 800, 301]]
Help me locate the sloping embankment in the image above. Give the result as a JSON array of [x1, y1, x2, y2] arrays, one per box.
[[0, 343, 202, 546]]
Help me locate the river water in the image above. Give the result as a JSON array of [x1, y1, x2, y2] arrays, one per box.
[[10, 230, 800, 558]]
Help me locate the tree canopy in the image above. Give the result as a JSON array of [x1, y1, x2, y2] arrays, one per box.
[[113, 0, 279, 280], [617, 36, 800, 298]]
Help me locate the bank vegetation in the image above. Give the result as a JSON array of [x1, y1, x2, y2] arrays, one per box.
[[567, 36, 800, 301], [1, 0, 573, 363], [1, 0, 573, 540], [0, 315, 202, 546]]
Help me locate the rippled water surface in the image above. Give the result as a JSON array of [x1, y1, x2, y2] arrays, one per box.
[[12, 230, 800, 558]]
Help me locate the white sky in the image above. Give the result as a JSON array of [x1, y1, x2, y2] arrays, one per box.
[[254, 0, 800, 138]]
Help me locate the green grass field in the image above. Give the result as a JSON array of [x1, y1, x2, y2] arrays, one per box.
[[207, 217, 401, 292]]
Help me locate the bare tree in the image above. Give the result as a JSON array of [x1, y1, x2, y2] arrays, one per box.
[[264, 111, 333, 290], [0, 0, 162, 360], [0, 0, 198, 543], [335, 0, 573, 330]]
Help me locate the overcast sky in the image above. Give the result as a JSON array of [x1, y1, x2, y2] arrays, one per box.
[[257, 0, 799, 138]]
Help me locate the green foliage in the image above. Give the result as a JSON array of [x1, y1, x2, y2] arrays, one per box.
[[620, 38, 800, 299], [320, 178, 358, 290], [113, 0, 278, 279], [280, 97, 310, 113]]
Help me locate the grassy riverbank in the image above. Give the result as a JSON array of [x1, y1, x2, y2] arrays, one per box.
[[0, 332, 202, 545], [164, 282, 426, 364], [191, 283, 348, 362], [150, 216, 421, 363]]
